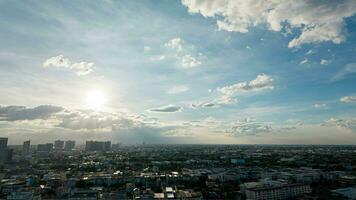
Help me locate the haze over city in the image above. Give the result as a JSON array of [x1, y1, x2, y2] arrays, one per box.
[[1, 0, 356, 145]]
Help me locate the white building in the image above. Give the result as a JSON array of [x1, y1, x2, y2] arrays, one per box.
[[245, 183, 311, 200]]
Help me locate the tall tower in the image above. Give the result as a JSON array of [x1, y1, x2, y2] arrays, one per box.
[[0, 138, 8, 164], [54, 140, 64, 150], [64, 140, 75, 151], [22, 140, 31, 156]]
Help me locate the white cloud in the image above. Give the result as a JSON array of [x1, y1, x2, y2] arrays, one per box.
[[150, 55, 165, 61], [167, 85, 189, 94], [322, 118, 356, 132], [165, 38, 183, 52], [333, 63, 356, 81], [191, 95, 238, 109], [57, 110, 144, 131], [306, 50, 314, 55], [43, 55, 94, 76], [217, 74, 274, 102], [0, 105, 63, 121], [144, 46, 151, 52], [314, 103, 327, 108], [300, 58, 308, 65], [181, 0, 356, 48], [148, 105, 182, 113], [181, 54, 202, 68], [340, 95, 356, 103], [227, 118, 272, 136], [320, 59, 329, 65], [191, 101, 218, 108], [192, 74, 274, 107], [165, 37, 203, 68]]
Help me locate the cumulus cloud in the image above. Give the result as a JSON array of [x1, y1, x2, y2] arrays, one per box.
[[0, 104, 193, 144], [165, 37, 203, 68], [227, 118, 272, 136], [217, 74, 274, 103], [181, 54, 202, 68], [165, 38, 183, 52], [340, 95, 356, 103], [43, 55, 95, 75], [192, 74, 273, 108], [148, 105, 182, 113], [0, 105, 63, 121], [56, 110, 146, 131], [322, 118, 356, 132], [333, 63, 356, 81], [300, 59, 308, 65], [320, 59, 329, 65], [181, 0, 356, 48], [167, 85, 189, 94], [0, 104, 166, 133]]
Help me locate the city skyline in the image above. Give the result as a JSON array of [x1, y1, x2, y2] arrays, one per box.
[[1, 0, 356, 145]]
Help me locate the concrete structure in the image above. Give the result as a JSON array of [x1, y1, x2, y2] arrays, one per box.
[[65, 140, 76, 151], [0, 137, 8, 164], [85, 141, 111, 152], [37, 143, 53, 152], [245, 183, 311, 200], [22, 140, 30, 156], [54, 140, 64, 150], [104, 141, 111, 151]]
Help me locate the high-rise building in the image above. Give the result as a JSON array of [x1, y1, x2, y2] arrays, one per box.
[[104, 141, 111, 151], [22, 140, 30, 156], [85, 140, 112, 152], [0, 137, 8, 164], [0, 138, 8, 164], [37, 143, 53, 152], [64, 140, 75, 151], [54, 140, 64, 150], [6, 149, 13, 162]]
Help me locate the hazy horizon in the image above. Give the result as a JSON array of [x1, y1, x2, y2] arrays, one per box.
[[1, 0, 356, 145]]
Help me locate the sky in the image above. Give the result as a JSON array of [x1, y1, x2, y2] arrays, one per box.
[[0, 0, 356, 145]]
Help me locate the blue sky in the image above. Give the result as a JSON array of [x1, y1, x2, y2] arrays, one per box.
[[0, 0, 356, 144]]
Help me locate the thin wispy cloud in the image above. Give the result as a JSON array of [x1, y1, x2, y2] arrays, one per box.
[[43, 55, 95, 76], [148, 105, 183, 113], [332, 63, 356, 81], [167, 85, 189, 94], [217, 74, 274, 104]]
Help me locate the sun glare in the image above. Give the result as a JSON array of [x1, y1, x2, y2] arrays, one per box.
[[85, 90, 107, 110]]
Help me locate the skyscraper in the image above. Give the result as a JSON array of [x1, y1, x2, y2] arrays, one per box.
[[22, 140, 30, 156], [104, 141, 111, 151], [0, 137, 8, 164], [37, 143, 53, 152], [64, 140, 75, 151], [54, 140, 64, 150], [85, 140, 112, 152]]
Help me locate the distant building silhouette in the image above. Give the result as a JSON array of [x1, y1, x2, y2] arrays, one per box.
[[37, 143, 53, 152], [0, 137, 8, 164], [64, 140, 75, 151], [85, 140, 111, 152], [22, 140, 31, 156], [54, 140, 64, 150]]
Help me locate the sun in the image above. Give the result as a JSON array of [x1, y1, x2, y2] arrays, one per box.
[[85, 90, 107, 110]]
